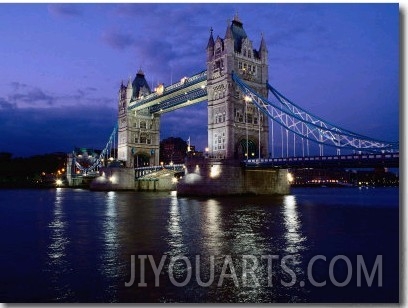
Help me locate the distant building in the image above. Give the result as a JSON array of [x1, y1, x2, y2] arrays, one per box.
[[291, 167, 399, 187], [159, 137, 188, 165]]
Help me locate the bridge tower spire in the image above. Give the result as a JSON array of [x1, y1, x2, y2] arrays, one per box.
[[206, 16, 269, 159]]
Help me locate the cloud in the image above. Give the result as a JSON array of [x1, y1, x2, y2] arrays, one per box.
[[8, 87, 55, 106], [0, 97, 16, 110], [101, 30, 135, 50], [48, 4, 82, 17], [9, 82, 28, 92], [5, 82, 115, 110]]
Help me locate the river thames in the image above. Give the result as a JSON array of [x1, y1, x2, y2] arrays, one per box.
[[0, 187, 399, 303]]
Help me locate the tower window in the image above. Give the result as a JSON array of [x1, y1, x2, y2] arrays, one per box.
[[247, 114, 252, 123], [140, 121, 146, 129], [140, 133, 147, 143]]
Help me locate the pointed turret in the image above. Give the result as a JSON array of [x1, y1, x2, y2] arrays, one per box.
[[223, 19, 234, 54], [206, 27, 215, 61], [207, 27, 215, 49], [225, 19, 233, 40], [259, 33, 268, 64], [126, 77, 133, 100], [259, 33, 267, 54], [119, 80, 126, 102]]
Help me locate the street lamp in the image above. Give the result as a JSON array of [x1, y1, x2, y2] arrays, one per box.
[[244, 95, 252, 161]]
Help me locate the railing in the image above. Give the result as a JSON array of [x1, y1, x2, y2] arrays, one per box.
[[135, 164, 185, 178], [245, 153, 399, 168]]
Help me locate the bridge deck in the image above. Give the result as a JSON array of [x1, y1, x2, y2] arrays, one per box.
[[245, 153, 399, 169]]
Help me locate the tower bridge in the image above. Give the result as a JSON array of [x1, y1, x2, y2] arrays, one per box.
[[67, 15, 398, 194]]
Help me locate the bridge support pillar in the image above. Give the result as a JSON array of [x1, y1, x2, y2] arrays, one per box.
[[177, 157, 289, 196], [244, 168, 289, 195], [89, 167, 135, 191]]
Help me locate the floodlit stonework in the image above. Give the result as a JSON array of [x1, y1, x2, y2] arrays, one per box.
[[206, 14, 269, 160]]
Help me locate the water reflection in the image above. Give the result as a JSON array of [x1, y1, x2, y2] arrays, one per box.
[[282, 195, 307, 254], [230, 206, 268, 256], [101, 191, 121, 301], [282, 195, 307, 286], [201, 199, 223, 256], [166, 194, 187, 256], [47, 188, 74, 300]]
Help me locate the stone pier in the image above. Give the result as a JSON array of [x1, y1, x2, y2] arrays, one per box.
[[90, 167, 135, 191], [176, 157, 290, 196]]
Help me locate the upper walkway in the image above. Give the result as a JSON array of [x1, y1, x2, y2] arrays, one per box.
[[128, 71, 207, 114]]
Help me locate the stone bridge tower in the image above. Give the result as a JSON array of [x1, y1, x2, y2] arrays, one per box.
[[206, 15, 269, 160], [117, 69, 160, 168]]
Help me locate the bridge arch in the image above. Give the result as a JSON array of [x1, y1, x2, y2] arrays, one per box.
[[134, 151, 151, 168], [236, 138, 259, 159]]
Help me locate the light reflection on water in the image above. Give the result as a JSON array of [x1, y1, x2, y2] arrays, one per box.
[[0, 187, 398, 303], [100, 191, 121, 301], [201, 199, 222, 256], [166, 193, 187, 257], [47, 187, 74, 301]]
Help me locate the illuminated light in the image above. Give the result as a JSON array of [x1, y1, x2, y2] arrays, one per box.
[[56, 179, 63, 186], [154, 84, 164, 95], [109, 157, 114, 161], [287, 172, 294, 183], [109, 176, 117, 184], [184, 173, 202, 184], [201, 85, 205, 89], [210, 165, 221, 179], [172, 177, 178, 184], [170, 190, 177, 197], [244, 95, 252, 103]]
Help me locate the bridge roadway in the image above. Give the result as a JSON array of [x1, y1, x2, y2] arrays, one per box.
[[245, 152, 399, 169], [134, 152, 399, 179]]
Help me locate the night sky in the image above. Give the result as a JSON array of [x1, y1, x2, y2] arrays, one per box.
[[0, 3, 400, 157]]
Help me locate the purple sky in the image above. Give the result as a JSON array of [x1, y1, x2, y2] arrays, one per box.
[[0, 3, 399, 157]]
